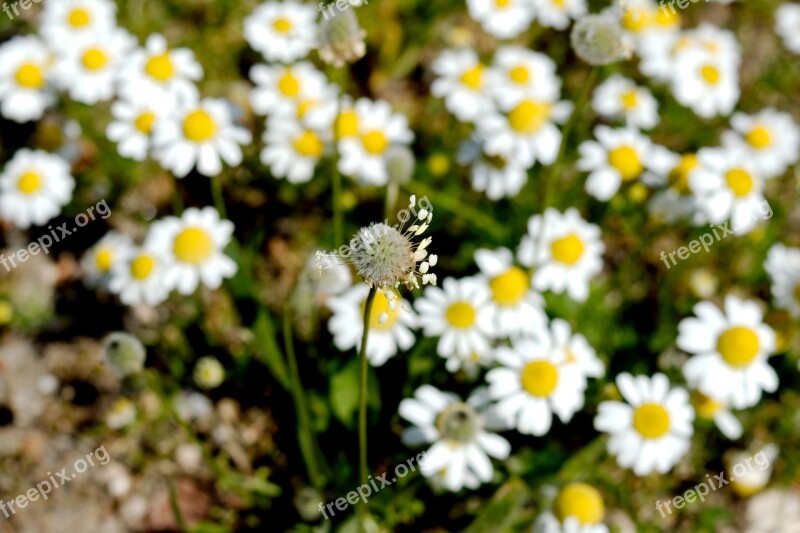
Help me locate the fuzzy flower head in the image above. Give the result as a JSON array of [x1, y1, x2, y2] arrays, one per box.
[[103, 332, 146, 378], [570, 13, 630, 66], [317, 8, 367, 67]]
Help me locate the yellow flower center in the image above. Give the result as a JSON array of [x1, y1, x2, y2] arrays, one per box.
[[725, 168, 754, 198], [554, 483, 605, 525], [459, 64, 484, 90], [15, 63, 45, 89], [362, 291, 400, 331], [669, 154, 698, 194], [297, 99, 317, 119], [81, 47, 108, 71], [700, 65, 720, 85], [745, 126, 772, 149], [489, 266, 529, 306], [622, 8, 650, 32], [173, 227, 214, 264], [145, 53, 175, 82], [508, 100, 551, 134], [495, 0, 510, 7], [693, 392, 722, 419], [134, 112, 156, 134], [278, 71, 300, 97], [550, 234, 584, 265], [445, 301, 476, 329], [130, 255, 155, 280], [620, 90, 638, 110], [336, 109, 359, 138], [273, 17, 292, 33], [182, 109, 217, 142], [95, 249, 113, 272], [509, 65, 530, 84], [717, 326, 760, 368], [608, 145, 643, 181], [521, 360, 558, 397], [68, 7, 91, 28], [361, 130, 389, 155], [632, 403, 670, 439], [655, 8, 680, 27], [292, 130, 324, 158], [17, 171, 42, 195]]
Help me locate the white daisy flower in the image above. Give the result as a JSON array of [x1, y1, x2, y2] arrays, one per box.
[[518, 208, 605, 302], [244, 0, 317, 63], [690, 147, 768, 234], [591, 75, 659, 130], [108, 245, 170, 307], [478, 98, 572, 169], [248, 61, 329, 117], [431, 49, 495, 123], [764, 244, 800, 318], [532, 0, 587, 30], [415, 277, 493, 373], [146, 207, 238, 295], [337, 98, 414, 186], [0, 149, 74, 229], [577, 126, 659, 201], [0, 36, 54, 123], [153, 92, 252, 178], [457, 136, 530, 200], [474, 247, 546, 338], [39, 0, 117, 45], [678, 295, 778, 409], [548, 318, 604, 384], [466, 0, 535, 39], [487, 333, 586, 436], [692, 391, 743, 440], [260, 117, 329, 183], [81, 231, 134, 287], [106, 88, 174, 161], [52, 27, 136, 105], [327, 284, 417, 366], [776, 3, 800, 54], [594, 372, 694, 476], [647, 151, 703, 223], [117, 34, 203, 103], [535, 514, 608, 533], [534, 482, 608, 533], [722, 108, 800, 179], [488, 46, 561, 104], [399, 385, 510, 492], [670, 50, 739, 119]]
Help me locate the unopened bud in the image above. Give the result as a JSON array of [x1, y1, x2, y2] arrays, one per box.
[[317, 9, 367, 67], [571, 14, 629, 66], [385, 145, 416, 185]]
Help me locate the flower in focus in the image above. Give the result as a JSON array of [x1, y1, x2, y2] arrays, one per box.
[[244, 0, 317, 63], [0, 36, 55, 123], [594, 372, 694, 476]]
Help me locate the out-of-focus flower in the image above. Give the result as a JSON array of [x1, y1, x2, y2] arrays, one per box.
[[591, 75, 659, 130], [0, 36, 55, 123], [488, 46, 561, 105], [532, 0, 587, 31], [81, 231, 135, 288], [765, 244, 800, 318], [692, 391, 742, 440], [727, 444, 778, 497], [317, 8, 367, 67], [194, 356, 225, 389], [570, 13, 629, 66], [670, 47, 739, 118], [106, 87, 173, 161], [249, 62, 329, 117], [108, 245, 170, 307], [431, 49, 495, 123], [466, 0, 535, 39], [722, 109, 800, 179], [244, 0, 318, 63], [776, 3, 800, 54], [39, 0, 117, 45], [534, 482, 609, 533], [103, 332, 147, 377], [106, 397, 137, 429], [384, 145, 416, 185]]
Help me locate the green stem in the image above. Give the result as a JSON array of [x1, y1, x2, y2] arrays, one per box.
[[211, 177, 227, 219], [385, 181, 398, 221], [357, 286, 377, 532], [332, 73, 348, 246]]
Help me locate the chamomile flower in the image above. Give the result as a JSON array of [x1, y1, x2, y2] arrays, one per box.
[[39, 0, 117, 45], [776, 3, 800, 54], [457, 136, 530, 200], [518, 208, 604, 302], [0, 149, 74, 229], [647, 151, 703, 223], [108, 245, 170, 307], [260, 117, 329, 183], [594, 373, 694, 476], [81, 231, 134, 286], [474, 248, 547, 338], [578, 126, 658, 201], [764, 244, 800, 318], [671, 50, 739, 118], [106, 88, 173, 161], [249, 62, 329, 117], [52, 27, 136, 104], [591, 75, 659, 129], [0, 36, 54, 123], [399, 385, 511, 492], [690, 147, 768, 234], [678, 295, 778, 409], [153, 93, 252, 178], [548, 318, 604, 384], [531, 0, 587, 30], [722, 109, 800, 179], [488, 46, 560, 104], [466, 0, 535, 39], [692, 392, 743, 440], [415, 277, 493, 372], [534, 482, 608, 533], [118, 34, 203, 103], [327, 284, 418, 366], [487, 333, 586, 436], [431, 49, 495, 123], [244, 0, 317, 63], [337, 98, 414, 185], [146, 207, 237, 295]]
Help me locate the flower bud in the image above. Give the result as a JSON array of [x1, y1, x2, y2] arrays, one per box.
[[194, 356, 225, 390], [385, 145, 416, 185], [103, 332, 146, 378], [571, 14, 629, 66], [317, 9, 366, 67]]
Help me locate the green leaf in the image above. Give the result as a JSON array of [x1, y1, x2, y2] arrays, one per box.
[[252, 310, 290, 390], [329, 359, 380, 428]]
